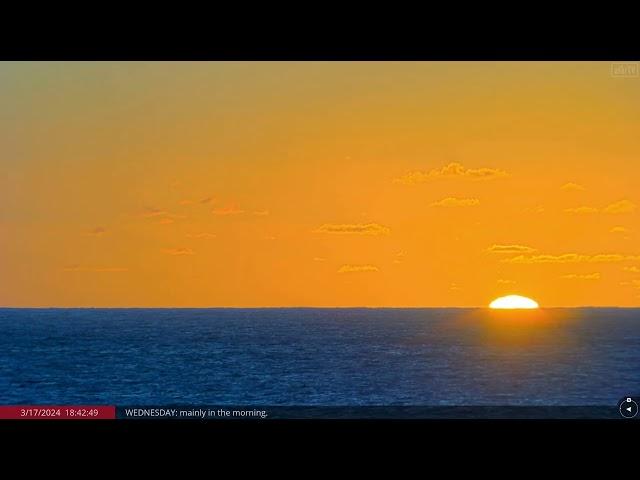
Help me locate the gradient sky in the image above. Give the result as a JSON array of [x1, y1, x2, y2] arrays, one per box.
[[1, 61, 639, 307]]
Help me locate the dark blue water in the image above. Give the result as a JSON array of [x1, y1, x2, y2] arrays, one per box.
[[1, 308, 638, 406]]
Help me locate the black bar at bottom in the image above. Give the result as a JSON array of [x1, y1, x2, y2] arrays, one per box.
[[116, 406, 631, 420]]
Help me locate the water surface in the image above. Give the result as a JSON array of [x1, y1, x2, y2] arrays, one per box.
[[1, 308, 638, 405]]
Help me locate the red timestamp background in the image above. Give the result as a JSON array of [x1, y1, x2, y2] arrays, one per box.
[[0, 406, 116, 420]]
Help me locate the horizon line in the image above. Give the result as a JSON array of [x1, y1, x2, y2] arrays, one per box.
[[0, 305, 638, 309]]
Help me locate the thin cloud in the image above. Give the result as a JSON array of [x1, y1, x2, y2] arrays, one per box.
[[315, 223, 390, 235], [394, 162, 508, 184], [253, 210, 270, 216], [564, 206, 599, 214], [162, 248, 195, 256], [620, 280, 640, 289], [623, 266, 640, 273], [610, 226, 629, 233], [603, 200, 636, 214], [561, 273, 601, 280], [63, 265, 128, 272], [141, 207, 169, 218], [497, 279, 516, 284], [487, 244, 537, 254], [180, 196, 215, 206], [430, 197, 479, 208], [503, 253, 640, 264], [84, 227, 107, 237], [186, 233, 217, 239], [313, 257, 326, 262], [141, 207, 185, 222], [212, 206, 244, 216], [565, 199, 636, 214], [561, 182, 586, 191], [337, 264, 379, 274]]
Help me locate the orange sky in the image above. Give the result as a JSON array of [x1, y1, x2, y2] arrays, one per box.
[[1, 61, 638, 307]]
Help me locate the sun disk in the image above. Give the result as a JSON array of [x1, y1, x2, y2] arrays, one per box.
[[489, 295, 539, 309]]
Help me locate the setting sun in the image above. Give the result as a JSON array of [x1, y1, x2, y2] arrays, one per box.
[[489, 295, 539, 309], [2, 59, 639, 421]]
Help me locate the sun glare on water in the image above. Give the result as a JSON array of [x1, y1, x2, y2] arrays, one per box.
[[489, 295, 539, 309]]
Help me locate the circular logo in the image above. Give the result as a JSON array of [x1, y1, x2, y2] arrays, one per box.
[[619, 397, 638, 419]]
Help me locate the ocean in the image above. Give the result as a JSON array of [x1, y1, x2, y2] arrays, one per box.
[[1, 308, 638, 408]]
